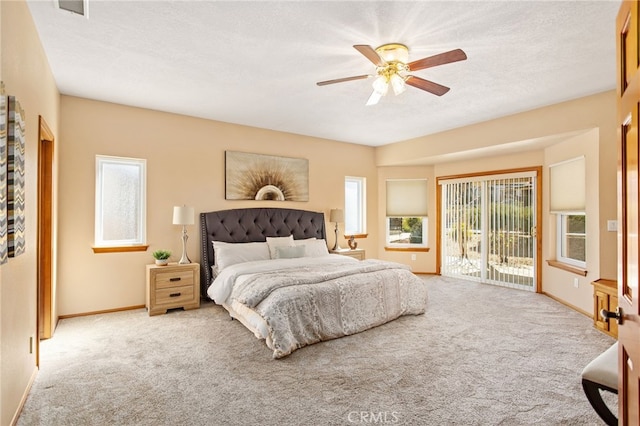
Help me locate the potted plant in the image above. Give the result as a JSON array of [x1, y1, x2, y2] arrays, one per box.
[[152, 249, 171, 266]]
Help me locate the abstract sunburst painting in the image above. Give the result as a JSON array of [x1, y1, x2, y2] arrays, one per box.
[[225, 151, 309, 201]]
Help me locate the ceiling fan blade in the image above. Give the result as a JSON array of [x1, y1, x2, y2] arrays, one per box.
[[407, 48, 467, 72], [353, 45, 387, 67], [316, 74, 370, 86], [405, 76, 450, 96]]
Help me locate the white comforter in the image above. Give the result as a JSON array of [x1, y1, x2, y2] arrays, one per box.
[[208, 255, 428, 358]]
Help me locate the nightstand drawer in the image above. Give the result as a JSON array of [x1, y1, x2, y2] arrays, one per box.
[[155, 270, 194, 289], [155, 285, 195, 306]]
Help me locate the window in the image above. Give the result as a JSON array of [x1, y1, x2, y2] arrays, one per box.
[[549, 157, 586, 269], [557, 213, 586, 268], [344, 176, 366, 235], [386, 179, 428, 248], [95, 155, 146, 248]]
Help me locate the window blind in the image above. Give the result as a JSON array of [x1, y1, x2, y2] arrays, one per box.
[[549, 157, 585, 212], [386, 179, 428, 217]]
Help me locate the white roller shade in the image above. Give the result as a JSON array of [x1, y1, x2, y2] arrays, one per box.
[[386, 179, 428, 217], [549, 157, 585, 212]]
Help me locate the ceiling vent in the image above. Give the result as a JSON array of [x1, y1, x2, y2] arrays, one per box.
[[58, 0, 87, 17]]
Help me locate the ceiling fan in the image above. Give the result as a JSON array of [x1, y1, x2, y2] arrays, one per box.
[[317, 43, 467, 105]]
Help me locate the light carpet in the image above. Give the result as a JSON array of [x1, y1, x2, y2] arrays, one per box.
[[18, 275, 616, 425]]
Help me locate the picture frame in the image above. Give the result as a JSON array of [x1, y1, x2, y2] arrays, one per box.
[[225, 151, 309, 201], [7, 96, 25, 257], [0, 95, 7, 264]]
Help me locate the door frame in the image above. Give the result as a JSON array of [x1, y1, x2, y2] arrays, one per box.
[[436, 166, 542, 293], [37, 116, 54, 359]]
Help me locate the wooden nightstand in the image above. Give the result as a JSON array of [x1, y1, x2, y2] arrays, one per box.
[[592, 278, 618, 338], [331, 249, 365, 260], [146, 263, 200, 316]]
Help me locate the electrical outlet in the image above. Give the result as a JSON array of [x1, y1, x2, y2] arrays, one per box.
[[411, 254, 417, 261], [607, 220, 618, 232], [573, 278, 579, 288]]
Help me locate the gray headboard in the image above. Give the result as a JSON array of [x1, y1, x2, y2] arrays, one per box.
[[199, 207, 326, 298]]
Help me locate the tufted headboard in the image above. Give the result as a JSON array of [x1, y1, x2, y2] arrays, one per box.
[[199, 208, 326, 298]]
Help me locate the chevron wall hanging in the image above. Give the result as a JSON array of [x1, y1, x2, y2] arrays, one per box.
[[0, 94, 7, 264], [7, 96, 25, 257]]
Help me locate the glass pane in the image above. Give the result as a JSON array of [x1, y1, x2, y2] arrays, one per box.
[[388, 217, 423, 244], [560, 214, 586, 263], [101, 163, 141, 241], [567, 215, 586, 233], [564, 234, 586, 261], [345, 178, 362, 234]]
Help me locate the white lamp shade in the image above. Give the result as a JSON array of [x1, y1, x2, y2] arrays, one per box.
[[390, 74, 406, 95], [366, 90, 383, 106], [173, 206, 194, 225], [329, 209, 344, 223], [372, 76, 389, 95]]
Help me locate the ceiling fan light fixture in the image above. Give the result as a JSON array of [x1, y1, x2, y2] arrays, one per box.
[[375, 43, 409, 64], [366, 90, 383, 106], [390, 74, 406, 95], [372, 75, 389, 95]]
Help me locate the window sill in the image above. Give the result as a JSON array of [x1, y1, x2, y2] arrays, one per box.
[[92, 245, 149, 254], [547, 260, 587, 276], [384, 247, 430, 252]]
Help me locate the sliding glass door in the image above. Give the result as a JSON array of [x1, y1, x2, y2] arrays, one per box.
[[440, 171, 537, 291]]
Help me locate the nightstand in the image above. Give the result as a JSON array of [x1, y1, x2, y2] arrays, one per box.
[[331, 248, 365, 260], [146, 263, 200, 316], [592, 278, 618, 338]]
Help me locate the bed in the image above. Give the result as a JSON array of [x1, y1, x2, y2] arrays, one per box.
[[200, 207, 428, 358]]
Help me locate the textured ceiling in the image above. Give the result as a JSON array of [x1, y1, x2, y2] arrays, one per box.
[[26, 0, 620, 147]]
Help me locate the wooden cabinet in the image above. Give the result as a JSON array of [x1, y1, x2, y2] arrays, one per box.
[[331, 249, 365, 260], [592, 279, 618, 338], [146, 263, 200, 316]]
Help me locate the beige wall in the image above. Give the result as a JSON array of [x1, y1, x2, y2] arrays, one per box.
[[376, 91, 617, 315], [0, 1, 60, 424], [1, 2, 618, 422], [58, 96, 378, 316]]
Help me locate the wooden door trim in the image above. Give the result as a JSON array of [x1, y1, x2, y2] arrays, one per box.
[[37, 116, 54, 359]]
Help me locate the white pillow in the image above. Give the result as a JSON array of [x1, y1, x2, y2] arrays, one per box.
[[266, 235, 294, 258], [293, 237, 316, 246], [213, 241, 270, 272], [274, 245, 306, 259], [304, 239, 330, 257]]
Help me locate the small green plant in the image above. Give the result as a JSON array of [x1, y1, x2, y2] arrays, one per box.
[[152, 249, 171, 260]]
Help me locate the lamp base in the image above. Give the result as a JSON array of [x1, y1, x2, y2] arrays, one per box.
[[332, 223, 342, 251], [179, 226, 191, 264]]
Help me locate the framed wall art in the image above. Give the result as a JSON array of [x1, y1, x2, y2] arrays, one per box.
[[7, 96, 25, 257], [225, 151, 309, 201], [0, 95, 7, 264]]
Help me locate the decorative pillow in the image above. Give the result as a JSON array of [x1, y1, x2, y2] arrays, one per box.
[[212, 241, 271, 272], [274, 245, 306, 259], [266, 235, 294, 258], [304, 239, 330, 257]]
